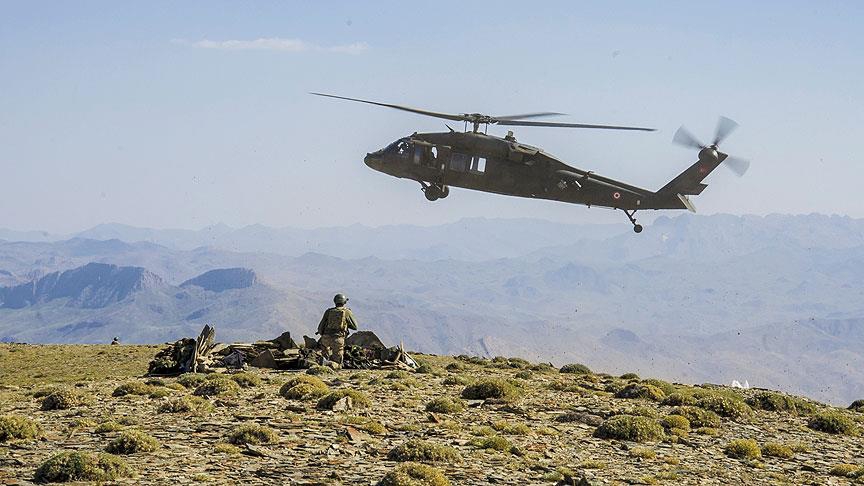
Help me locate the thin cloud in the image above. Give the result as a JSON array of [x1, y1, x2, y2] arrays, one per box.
[[174, 38, 369, 54]]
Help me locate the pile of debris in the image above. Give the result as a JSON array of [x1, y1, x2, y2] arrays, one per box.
[[148, 325, 417, 375]]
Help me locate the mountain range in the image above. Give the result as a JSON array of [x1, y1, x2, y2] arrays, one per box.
[[0, 213, 862, 405]]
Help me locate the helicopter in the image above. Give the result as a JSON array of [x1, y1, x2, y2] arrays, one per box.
[[312, 93, 750, 233]]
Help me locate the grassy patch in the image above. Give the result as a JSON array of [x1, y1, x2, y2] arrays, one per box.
[[469, 435, 517, 453], [227, 424, 277, 445], [306, 365, 334, 376], [34, 451, 132, 483], [829, 464, 863, 478], [671, 406, 721, 428], [388, 439, 461, 463], [157, 396, 213, 416], [41, 388, 91, 411], [461, 379, 523, 402], [492, 420, 531, 435], [193, 378, 240, 397], [105, 430, 159, 454], [379, 462, 450, 486], [641, 379, 676, 396], [0, 415, 41, 441], [694, 393, 753, 420], [661, 393, 696, 407], [593, 415, 665, 442], [213, 442, 241, 455], [279, 374, 329, 400], [807, 410, 858, 435], [559, 363, 592, 375], [746, 392, 816, 415], [112, 381, 154, 397], [176, 373, 208, 389], [442, 375, 472, 386], [425, 397, 465, 414], [229, 372, 261, 388], [724, 439, 761, 460], [615, 383, 665, 402], [0, 344, 156, 387], [629, 447, 656, 459], [94, 421, 124, 434], [341, 415, 386, 435], [761, 442, 794, 459], [317, 389, 371, 410]]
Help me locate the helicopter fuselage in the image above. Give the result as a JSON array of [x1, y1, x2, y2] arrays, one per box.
[[363, 131, 691, 211]]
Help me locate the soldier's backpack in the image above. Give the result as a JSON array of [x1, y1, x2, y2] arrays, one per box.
[[322, 307, 348, 335]]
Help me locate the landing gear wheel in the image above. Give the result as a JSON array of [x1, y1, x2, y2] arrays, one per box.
[[633, 224, 643, 233], [623, 209, 642, 234], [422, 183, 448, 201], [424, 188, 439, 201]]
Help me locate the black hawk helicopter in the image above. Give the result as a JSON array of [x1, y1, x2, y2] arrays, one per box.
[[313, 93, 749, 233]]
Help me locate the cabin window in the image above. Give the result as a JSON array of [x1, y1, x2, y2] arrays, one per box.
[[413, 146, 423, 165], [450, 153, 469, 172], [470, 157, 487, 174]]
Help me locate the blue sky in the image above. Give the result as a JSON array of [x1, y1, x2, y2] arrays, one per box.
[[1, 1, 862, 232]]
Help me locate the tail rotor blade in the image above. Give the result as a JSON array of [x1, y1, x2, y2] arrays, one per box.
[[713, 116, 739, 146], [672, 126, 704, 149], [723, 156, 750, 177]]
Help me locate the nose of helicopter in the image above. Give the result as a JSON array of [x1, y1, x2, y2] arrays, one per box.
[[364, 152, 383, 171]]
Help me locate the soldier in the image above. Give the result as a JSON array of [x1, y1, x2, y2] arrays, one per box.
[[316, 293, 358, 365]]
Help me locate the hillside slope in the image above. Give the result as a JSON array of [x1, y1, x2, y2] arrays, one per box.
[[1, 344, 863, 485]]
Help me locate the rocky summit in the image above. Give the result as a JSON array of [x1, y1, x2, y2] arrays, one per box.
[[1, 344, 863, 485]]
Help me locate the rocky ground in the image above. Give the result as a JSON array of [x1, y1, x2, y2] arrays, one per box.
[[1, 343, 863, 485]]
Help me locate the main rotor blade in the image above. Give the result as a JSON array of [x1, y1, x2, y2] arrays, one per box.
[[494, 112, 566, 121], [672, 126, 704, 149], [723, 156, 750, 177], [713, 116, 739, 146], [310, 92, 466, 122], [496, 119, 656, 131]]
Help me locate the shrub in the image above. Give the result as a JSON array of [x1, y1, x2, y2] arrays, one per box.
[[492, 420, 531, 435], [747, 392, 815, 415], [227, 424, 277, 445], [229, 372, 261, 388], [629, 447, 656, 459], [378, 462, 450, 486], [696, 427, 719, 436], [41, 389, 90, 411], [695, 393, 752, 420], [0, 415, 41, 441], [34, 452, 131, 483], [661, 393, 696, 407], [808, 411, 858, 435], [671, 406, 721, 428], [145, 378, 166, 387], [445, 362, 464, 371], [193, 378, 240, 397], [387, 439, 461, 463], [626, 406, 658, 418], [280, 375, 329, 400], [469, 435, 515, 453], [724, 439, 761, 460], [94, 421, 124, 434], [514, 370, 533, 380], [829, 464, 862, 477], [425, 397, 465, 414], [620, 373, 639, 380], [442, 375, 472, 386], [849, 399, 864, 412], [307, 365, 334, 376], [560, 363, 592, 375], [460, 379, 522, 402], [177, 373, 208, 389], [615, 383, 665, 402], [214, 443, 241, 455], [641, 379, 676, 396], [386, 371, 410, 379], [105, 430, 159, 454], [317, 389, 371, 410], [659, 415, 690, 433], [112, 382, 154, 397], [761, 442, 794, 459], [342, 416, 386, 435], [157, 396, 213, 415], [593, 415, 665, 442]]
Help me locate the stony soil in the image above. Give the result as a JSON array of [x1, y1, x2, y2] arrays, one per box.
[[1, 344, 863, 485]]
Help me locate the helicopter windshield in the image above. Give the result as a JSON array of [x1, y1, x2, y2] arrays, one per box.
[[383, 138, 411, 157]]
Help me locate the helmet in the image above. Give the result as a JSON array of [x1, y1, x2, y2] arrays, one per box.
[[333, 293, 348, 305]]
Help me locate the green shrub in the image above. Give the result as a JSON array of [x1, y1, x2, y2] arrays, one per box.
[[514, 370, 533, 380], [41, 389, 90, 411], [342, 416, 387, 435], [317, 389, 371, 410], [661, 393, 696, 406], [177, 373, 208, 389], [620, 373, 640, 380], [593, 415, 665, 442], [425, 397, 465, 414], [157, 396, 214, 415], [229, 372, 261, 388], [761, 442, 794, 459], [445, 362, 464, 371], [696, 427, 719, 436], [724, 439, 761, 460], [460, 379, 522, 402], [808, 411, 858, 435], [641, 379, 676, 396], [280, 375, 329, 400], [746, 392, 816, 415], [659, 415, 690, 433], [145, 378, 166, 387], [469, 435, 516, 453], [560, 363, 592, 375], [695, 393, 752, 420], [849, 399, 864, 412], [442, 375, 472, 386], [94, 421, 124, 434], [530, 362, 556, 373], [227, 424, 277, 445], [378, 462, 450, 486], [615, 383, 665, 402], [0, 415, 41, 441], [306, 365, 334, 376], [193, 378, 240, 397], [105, 430, 159, 454], [386, 370, 411, 379], [112, 382, 154, 397], [213, 442, 241, 455], [829, 464, 862, 477], [387, 439, 461, 463], [415, 361, 438, 374], [629, 447, 656, 459], [671, 406, 721, 428], [34, 452, 131, 483], [492, 420, 531, 435]]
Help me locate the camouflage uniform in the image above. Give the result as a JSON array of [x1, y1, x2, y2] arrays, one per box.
[[316, 305, 358, 365]]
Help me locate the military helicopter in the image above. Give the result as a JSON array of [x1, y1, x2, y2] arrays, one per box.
[[313, 93, 749, 233]]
